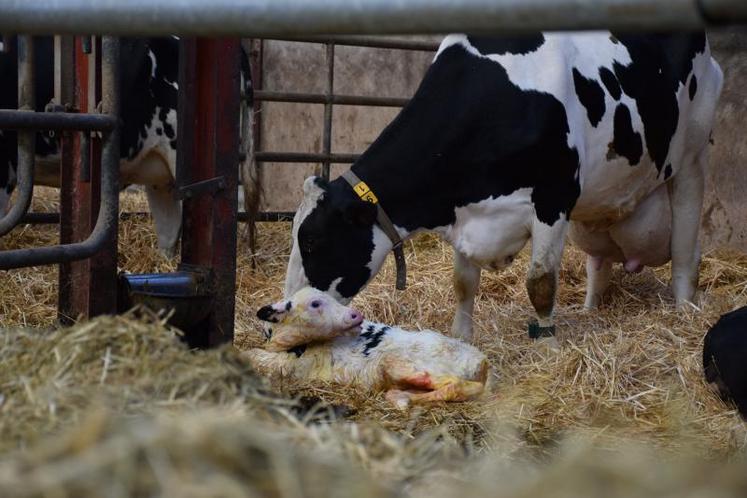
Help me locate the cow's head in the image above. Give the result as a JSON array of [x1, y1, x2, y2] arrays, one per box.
[[284, 176, 392, 303], [257, 286, 363, 351]]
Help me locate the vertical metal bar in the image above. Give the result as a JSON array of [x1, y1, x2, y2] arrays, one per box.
[[57, 35, 77, 323], [86, 36, 118, 316], [0, 35, 35, 236], [178, 38, 240, 348], [321, 42, 334, 180], [59, 36, 119, 320]]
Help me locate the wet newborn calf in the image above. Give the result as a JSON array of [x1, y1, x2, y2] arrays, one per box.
[[246, 288, 489, 409]]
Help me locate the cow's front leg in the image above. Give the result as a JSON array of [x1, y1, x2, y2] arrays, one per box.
[[451, 251, 481, 342], [668, 151, 705, 308], [526, 217, 568, 339]]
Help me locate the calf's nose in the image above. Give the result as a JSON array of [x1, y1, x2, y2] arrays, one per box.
[[349, 310, 363, 324]]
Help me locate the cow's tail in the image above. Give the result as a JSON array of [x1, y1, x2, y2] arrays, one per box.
[[239, 39, 263, 263]]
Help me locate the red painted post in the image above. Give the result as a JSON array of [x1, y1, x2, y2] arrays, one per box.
[[178, 38, 241, 347], [58, 36, 118, 322]]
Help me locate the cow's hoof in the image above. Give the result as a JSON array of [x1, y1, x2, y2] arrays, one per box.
[[528, 320, 555, 339]]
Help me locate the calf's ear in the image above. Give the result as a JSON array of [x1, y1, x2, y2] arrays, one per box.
[[256, 299, 292, 323], [343, 198, 377, 226]]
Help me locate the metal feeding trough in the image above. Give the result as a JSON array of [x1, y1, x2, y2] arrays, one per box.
[[117, 265, 214, 347]]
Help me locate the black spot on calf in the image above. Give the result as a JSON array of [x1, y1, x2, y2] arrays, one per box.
[[572, 68, 606, 127], [257, 305, 278, 322], [360, 325, 389, 356], [703, 306, 747, 417], [612, 104, 643, 166]]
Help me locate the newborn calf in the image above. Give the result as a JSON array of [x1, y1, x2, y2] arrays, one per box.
[[247, 287, 489, 409]]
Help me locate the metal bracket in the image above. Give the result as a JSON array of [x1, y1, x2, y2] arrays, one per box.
[[177, 175, 226, 199]]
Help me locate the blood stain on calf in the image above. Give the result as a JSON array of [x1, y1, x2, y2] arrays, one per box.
[[404, 372, 433, 390]]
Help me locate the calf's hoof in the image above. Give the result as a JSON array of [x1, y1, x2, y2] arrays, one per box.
[[385, 389, 412, 411], [528, 320, 555, 339]]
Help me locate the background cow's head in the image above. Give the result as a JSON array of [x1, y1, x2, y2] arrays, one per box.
[[284, 176, 392, 303]]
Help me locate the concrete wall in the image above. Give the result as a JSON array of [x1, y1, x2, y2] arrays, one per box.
[[256, 31, 747, 252], [702, 29, 747, 252]]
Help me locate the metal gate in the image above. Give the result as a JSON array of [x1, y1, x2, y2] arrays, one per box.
[[249, 36, 440, 222]]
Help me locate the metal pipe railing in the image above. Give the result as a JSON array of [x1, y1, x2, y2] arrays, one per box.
[[20, 210, 297, 224], [0, 36, 120, 270], [273, 36, 439, 52], [0, 110, 118, 131], [254, 90, 410, 107], [0, 35, 35, 237], [254, 151, 359, 164], [0, 0, 745, 35]]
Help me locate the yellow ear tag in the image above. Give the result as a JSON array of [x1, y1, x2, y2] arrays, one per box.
[[353, 181, 378, 204]]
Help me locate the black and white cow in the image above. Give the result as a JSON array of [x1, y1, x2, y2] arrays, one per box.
[[284, 32, 723, 341], [0, 37, 253, 256]]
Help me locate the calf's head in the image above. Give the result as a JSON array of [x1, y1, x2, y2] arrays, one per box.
[[284, 176, 391, 303], [257, 287, 363, 351]]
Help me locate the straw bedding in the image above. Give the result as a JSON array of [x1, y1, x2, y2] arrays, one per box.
[[1, 187, 747, 495]]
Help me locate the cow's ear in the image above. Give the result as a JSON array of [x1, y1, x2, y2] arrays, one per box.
[[256, 299, 292, 323], [303, 176, 329, 196], [343, 199, 377, 226]]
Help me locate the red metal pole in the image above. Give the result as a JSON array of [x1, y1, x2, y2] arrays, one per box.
[[58, 36, 118, 322], [178, 38, 241, 347]]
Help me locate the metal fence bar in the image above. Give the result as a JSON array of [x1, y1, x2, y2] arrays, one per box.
[[1, 0, 745, 35], [254, 151, 359, 163], [0, 35, 35, 237], [254, 90, 410, 107], [0, 110, 117, 131], [322, 42, 334, 180], [19, 210, 297, 224], [0, 37, 120, 270], [271, 36, 439, 52]]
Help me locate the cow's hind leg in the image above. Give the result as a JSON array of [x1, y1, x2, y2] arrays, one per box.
[[451, 251, 481, 342], [526, 217, 568, 339], [145, 184, 182, 258], [668, 150, 706, 308], [584, 256, 612, 309]]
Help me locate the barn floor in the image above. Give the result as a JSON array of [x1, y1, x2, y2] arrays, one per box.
[[1, 187, 747, 495]]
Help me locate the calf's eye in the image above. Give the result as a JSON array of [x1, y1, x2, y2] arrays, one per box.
[[310, 300, 321, 309]]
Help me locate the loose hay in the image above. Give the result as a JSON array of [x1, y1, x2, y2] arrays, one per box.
[[0, 310, 282, 453], [2, 186, 747, 460]]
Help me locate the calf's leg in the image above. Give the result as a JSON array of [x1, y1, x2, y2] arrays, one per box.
[[451, 251, 481, 342], [385, 375, 485, 410]]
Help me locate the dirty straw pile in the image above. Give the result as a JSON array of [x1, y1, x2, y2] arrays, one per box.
[[1, 187, 747, 496]]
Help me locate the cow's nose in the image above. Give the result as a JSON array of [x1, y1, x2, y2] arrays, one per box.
[[349, 310, 363, 324]]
